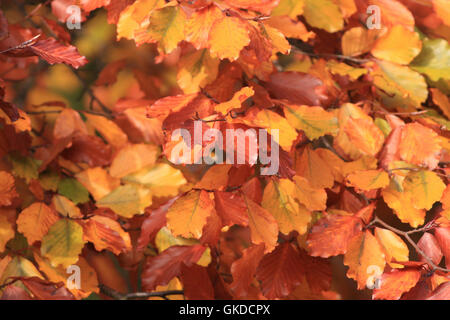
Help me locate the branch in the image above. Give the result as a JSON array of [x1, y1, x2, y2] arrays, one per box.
[[99, 284, 184, 300], [291, 47, 370, 64], [369, 217, 450, 274]]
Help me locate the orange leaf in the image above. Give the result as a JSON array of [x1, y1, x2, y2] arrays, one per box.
[[307, 214, 363, 258], [344, 230, 386, 289], [229, 243, 265, 298], [0, 171, 17, 206], [373, 269, 421, 300], [398, 123, 442, 169], [17, 202, 60, 245], [166, 190, 214, 239], [82, 215, 132, 255]]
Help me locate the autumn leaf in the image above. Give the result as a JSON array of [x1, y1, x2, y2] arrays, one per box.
[[229, 244, 265, 298], [82, 215, 131, 255], [344, 230, 386, 289], [40, 219, 85, 268], [141, 244, 206, 291], [17, 202, 60, 245], [372, 269, 421, 300], [208, 17, 250, 61], [256, 242, 305, 299], [0, 171, 18, 206], [346, 169, 390, 191], [30, 38, 88, 69], [166, 190, 214, 239], [261, 178, 311, 235], [242, 192, 279, 253], [374, 227, 409, 268], [403, 170, 445, 210], [307, 213, 363, 258], [109, 143, 159, 178], [283, 104, 338, 140], [97, 184, 151, 218], [0, 215, 14, 253]]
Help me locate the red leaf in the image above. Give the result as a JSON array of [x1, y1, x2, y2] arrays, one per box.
[[298, 249, 332, 294], [373, 269, 422, 300], [307, 214, 363, 258], [200, 209, 223, 247], [0, 99, 19, 122], [62, 135, 112, 167], [30, 38, 88, 69], [255, 242, 305, 299], [137, 199, 175, 251], [417, 232, 443, 265], [141, 245, 206, 291], [18, 277, 75, 300], [1, 285, 32, 300], [434, 227, 450, 269], [229, 243, 265, 298], [180, 264, 214, 300], [427, 281, 450, 300], [214, 191, 249, 227], [265, 72, 328, 106]]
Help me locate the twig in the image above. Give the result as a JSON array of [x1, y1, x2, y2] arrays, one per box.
[[291, 47, 370, 64], [99, 284, 184, 300], [369, 217, 450, 274]]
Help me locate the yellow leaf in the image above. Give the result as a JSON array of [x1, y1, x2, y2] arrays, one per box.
[[0, 256, 43, 285], [17, 202, 60, 245], [262, 178, 311, 235], [85, 113, 128, 149], [403, 170, 446, 210], [343, 117, 385, 156], [177, 49, 220, 94], [346, 169, 390, 191], [97, 184, 151, 218], [242, 192, 279, 253], [122, 163, 186, 198], [303, 0, 344, 33], [294, 145, 334, 189], [208, 16, 250, 61], [0, 215, 14, 253], [40, 219, 85, 268], [344, 230, 386, 289], [271, 0, 304, 18], [242, 108, 298, 152], [52, 195, 83, 218], [374, 227, 409, 268], [341, 27, 379, 57], [116, 0, 164, 40], [283, 104, 338, 140], [109, 143, 159, 178], [371, 26, 422, 65], [34, 253, 99, 299], [135, 5, 187, 53], [292, 176, 327, 211], [75, 167, 121, 201], [371, 60, 428, 111], [382, 179, 426, 228], [166, 190, 213, 239], [215, 87, 254, 116]]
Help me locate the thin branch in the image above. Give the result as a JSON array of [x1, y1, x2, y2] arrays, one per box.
[[369, 217, 450, 273], [99, 284, 184, 300], [291, 47, 370, 64]]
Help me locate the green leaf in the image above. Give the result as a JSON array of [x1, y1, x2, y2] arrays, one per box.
[[411, 38, 450, 82], [8, 154, 41, 183], [40, 219, 85, 268], [58, 178, 90, 204]]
